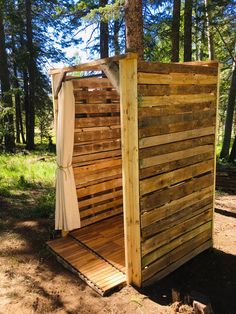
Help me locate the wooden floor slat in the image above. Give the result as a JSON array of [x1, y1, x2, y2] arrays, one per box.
[[47, 215, 126, 295]]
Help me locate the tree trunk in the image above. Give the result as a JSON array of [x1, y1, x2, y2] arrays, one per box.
[[25, 0, 35, 149], [0, 2, 15, 152], [204, 0, 215, 60], [229, 134, 236, 162], [12, 36, 26, 144], [113, 19, 120, 55], [171, 0, 181, 62], [99, 0, 109, 58], [184, 0, 193, 61], [125, 0, 143, 59], [220, 61, 236, 159]]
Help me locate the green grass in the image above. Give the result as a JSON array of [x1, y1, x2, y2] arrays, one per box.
[[0, 152, 56, 219]]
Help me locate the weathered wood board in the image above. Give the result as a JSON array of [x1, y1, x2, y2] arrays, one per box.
[[138, 61, 218, 285], [72, 77, 122, 227]]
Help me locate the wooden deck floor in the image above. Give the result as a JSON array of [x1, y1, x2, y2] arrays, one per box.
[[47, 215, 126, 295]]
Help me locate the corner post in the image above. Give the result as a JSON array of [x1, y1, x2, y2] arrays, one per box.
[[119, 53, 141, 287]]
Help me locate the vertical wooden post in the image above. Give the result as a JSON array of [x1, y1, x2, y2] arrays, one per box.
[[212, 63, 220, 244], [119, 53, 141, 287]]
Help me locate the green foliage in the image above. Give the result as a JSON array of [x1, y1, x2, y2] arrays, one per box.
[[0, 152, 56, 219]]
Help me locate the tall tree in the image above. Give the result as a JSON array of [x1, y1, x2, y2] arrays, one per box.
[[0, 1, 15, 152], [171, 0, 181, 62], [125, 0, 143, 58], [220, 58, 236, 159], [25, 0, 35, 149], [204, 0, 215, 60], [184, 0, 193, 61], [100, 0, 109, 58]]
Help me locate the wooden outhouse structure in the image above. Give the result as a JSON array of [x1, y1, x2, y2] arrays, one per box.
[[47, 53, 219, 295]]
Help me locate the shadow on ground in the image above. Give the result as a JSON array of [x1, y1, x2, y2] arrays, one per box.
[[141, 247, 236, 314]]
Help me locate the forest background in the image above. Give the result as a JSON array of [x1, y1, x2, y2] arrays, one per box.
[[0, 0, 235, 161]]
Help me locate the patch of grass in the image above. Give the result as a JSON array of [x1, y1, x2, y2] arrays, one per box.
[[0, 152, 56, 219]]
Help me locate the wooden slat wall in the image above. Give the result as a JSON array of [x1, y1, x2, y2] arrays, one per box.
[[137, 61, 218, 284], [72, 77, 122, 227]]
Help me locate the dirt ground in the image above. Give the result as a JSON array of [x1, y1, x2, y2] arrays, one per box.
[[0, 192, 235, 314]]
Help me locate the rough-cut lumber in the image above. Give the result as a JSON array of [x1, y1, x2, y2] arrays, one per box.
[[75, 103, 120, 114], [138, 72, 218, 85], [139, 127, 215, 149], [119, 54, 141, 287], [141, 186, 213, 228], [138, 61, 218, 75], [140, 159, 213, 195], [140, 145, 214, 168]]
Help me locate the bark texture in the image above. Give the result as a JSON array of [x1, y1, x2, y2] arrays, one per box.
[[220, 61, 236, 159], [184, 0, 193, 61], [25, 0, 35, 149], [99, 0, 109, 58], [125, 0, 143, 59], [0, 2, 15, 152], [171, 0, 181, 62]]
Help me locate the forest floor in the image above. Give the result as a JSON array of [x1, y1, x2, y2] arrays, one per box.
[[0, 153, 236, 314]]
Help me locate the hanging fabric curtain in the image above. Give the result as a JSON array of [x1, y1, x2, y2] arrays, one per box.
[[55, 81, 81, 231]]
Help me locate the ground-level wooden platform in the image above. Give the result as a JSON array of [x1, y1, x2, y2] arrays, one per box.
[[47, 215, 126, 295]]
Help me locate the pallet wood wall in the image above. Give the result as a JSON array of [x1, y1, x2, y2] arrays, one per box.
[[71, 76, 122, 227], [137, 61, 218, 285]]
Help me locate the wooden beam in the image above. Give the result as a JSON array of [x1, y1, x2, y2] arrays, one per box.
[[212, 63, 220, 244], [48, 53, 137, 75], [100, 61, 120, 93], [119, 53, 142, 287]]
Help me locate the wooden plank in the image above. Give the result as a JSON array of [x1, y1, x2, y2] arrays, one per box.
[[75, 103, 120, 114], [81, 206, 123, 227], [139, 117, 216, 139], [142, 198, 212, 240], [139, 126, 215, 149], [74, 139, 121, 155], [212, 64, 220, 244], [78, 189, 122, 208], [119, 54, 141, 287], [80, 198, 123, 219], [139, 94, 216, 107], [49, 52, 137, 75], [142, 209, 212, 257], [72, 150, 121, 165], [143, 239, 212, 286], [74, 128, 121, 142], [74, 89, 119, 103], [140, 145, 214, 169], [138, 72, 218, 85], [73, 77, 113, 89], [138, 101, 214, 118], [77, 177, 122, 198], [75, 116, 120, 128], [140, 151, 213, 180], [47, 234, 126, 296], [100, 61, 120, 93], [138, 84, 217, 96], [140, 135, 214, 159], [139, 109, 215, 129], [75, 166, 121, 187], [141, 185, 213, 228], [140, 159, 214, 195], [141, 173, 213, 212], [142, 240, 212, 286], [142, 221, 212, 267], [73, 159, 122, 175], [137, 61, 218, 75]]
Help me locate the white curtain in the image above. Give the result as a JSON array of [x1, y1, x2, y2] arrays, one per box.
[[55, 81, 81, 231]]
